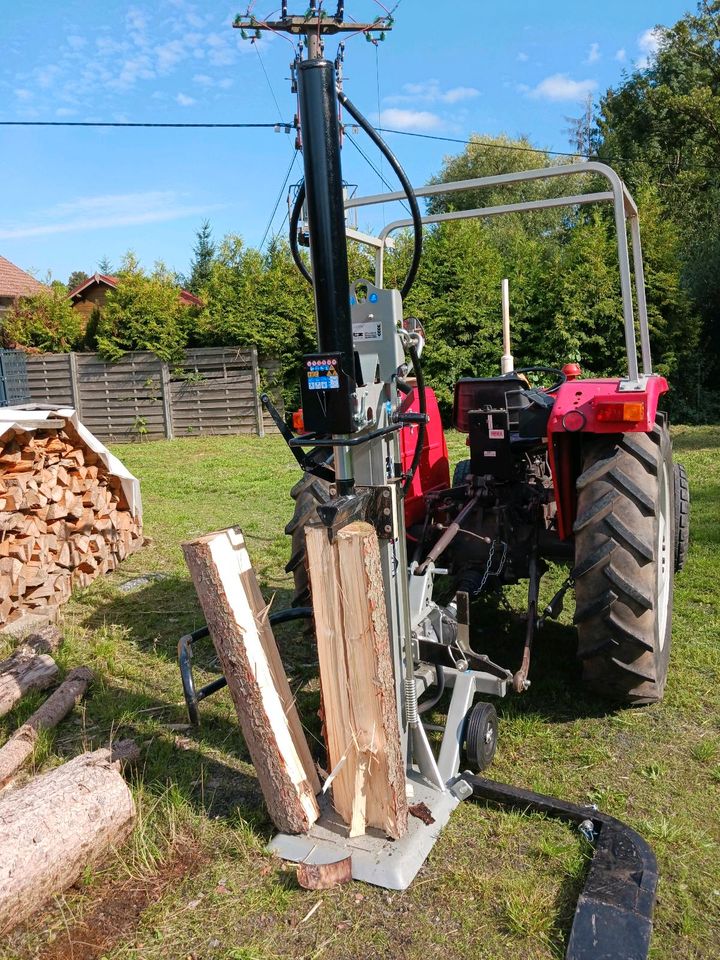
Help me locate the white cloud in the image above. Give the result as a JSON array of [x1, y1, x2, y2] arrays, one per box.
[[193, 73, 213, 85], [176, 92, 196, 106], [585, 42, 601, 64], [379, 108, 444, 132], [55, 107, 77, 117], [386, 79, 480, 106], [527, 73, 597, 102], [66, 35, 87, 51], [15, 88, 33, 101], [615, 48, 627, 62], [0, 191, 219, 240], [517, 52, 529, 62], [636, 28, 662, 68]]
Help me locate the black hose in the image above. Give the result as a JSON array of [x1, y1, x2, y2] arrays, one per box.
[[402, 343, 427, 495], [289, 181, 313, 285], [418, 662, 445, 715], [337, 91, 423, 299]]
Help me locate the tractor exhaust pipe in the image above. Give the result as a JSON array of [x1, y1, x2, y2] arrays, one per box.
[[501, 278, 514, 375]]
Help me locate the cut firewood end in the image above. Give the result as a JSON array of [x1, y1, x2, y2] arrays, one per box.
[[183, 526, 320, 835], [0, 426, 143, 628], [297, 856, 352, 890]]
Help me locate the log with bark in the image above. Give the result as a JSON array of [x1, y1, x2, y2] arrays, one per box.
[[183, 526, 320, 835], [0, 627, 63, 719], [0, 740, 139, 934], [305, 521, 408, 840], [0, 426, 143, 627], [0, 666, 94, 789]]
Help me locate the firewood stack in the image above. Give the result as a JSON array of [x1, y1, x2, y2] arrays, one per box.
[[0, 424, 143, 626]]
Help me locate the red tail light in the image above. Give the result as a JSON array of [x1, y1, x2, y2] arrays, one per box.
[[594, 400, 646, 423]]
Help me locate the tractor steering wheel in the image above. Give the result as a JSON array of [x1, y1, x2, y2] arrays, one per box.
[[511, 366, 567, 394]]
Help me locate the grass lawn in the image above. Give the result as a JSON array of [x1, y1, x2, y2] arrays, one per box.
[[1, 426, 719, 960]]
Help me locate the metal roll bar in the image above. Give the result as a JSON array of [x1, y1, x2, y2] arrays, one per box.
[[344, 162, 652, 388]]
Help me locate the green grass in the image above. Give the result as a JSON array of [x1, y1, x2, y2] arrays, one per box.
[[2, 427, 719, 960]]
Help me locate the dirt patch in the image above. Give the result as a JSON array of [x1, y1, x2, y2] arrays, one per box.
[[38, 838, 209, 960]]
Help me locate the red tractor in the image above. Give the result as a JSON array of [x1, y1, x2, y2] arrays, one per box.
[[286, 162, 690, 707]]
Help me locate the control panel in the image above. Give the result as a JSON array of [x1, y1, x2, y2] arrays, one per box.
[[299, 351, 356, 434]]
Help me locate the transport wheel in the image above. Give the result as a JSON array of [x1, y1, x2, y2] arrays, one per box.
[[285, 472, 332, 606], [673, 462, 690, 573], [453, 458, 472, 487], [464, 701, 498, 771], [573, 422, 674, 704]]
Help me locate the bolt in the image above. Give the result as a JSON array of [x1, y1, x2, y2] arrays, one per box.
[[383, 507, 391, 516], [384, 524, 392, 534]]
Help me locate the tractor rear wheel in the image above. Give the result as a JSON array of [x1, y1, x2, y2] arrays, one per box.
[[284, 472, 332, 607], [572, 423, 674, 704]]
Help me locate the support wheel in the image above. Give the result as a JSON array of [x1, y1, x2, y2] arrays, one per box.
[[285, 472, 332, 606], [673, 462, 690, 572], [573, 422, 675, 704], [464, 701, 498, 771]]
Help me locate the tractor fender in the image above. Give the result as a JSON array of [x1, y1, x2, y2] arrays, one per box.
[[399, 386, 450, 526], [546, 375, 669, 540]]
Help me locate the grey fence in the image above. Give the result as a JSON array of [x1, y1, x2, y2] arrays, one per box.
[[26, 348, 283, 442], [0, 349, 30, 407]]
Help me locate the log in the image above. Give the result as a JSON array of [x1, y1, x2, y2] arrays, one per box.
[[0, 666, 94, 789], [183, 527, 320, 834], [0, 741, 138, 934], [305, 521, 408, 839], [297, 855, 352, 890]]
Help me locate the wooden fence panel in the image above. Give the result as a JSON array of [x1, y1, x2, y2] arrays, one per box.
[[25, 349, 282, 442]]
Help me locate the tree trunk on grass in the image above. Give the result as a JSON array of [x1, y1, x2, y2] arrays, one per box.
[[183, 527, 320, 835], [0, 666, 94, 789], [0, 627, 63, 718], [0, 740, 138, 934]]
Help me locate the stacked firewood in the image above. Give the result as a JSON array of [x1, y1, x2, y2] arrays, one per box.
[[0, 426, 142, 625]]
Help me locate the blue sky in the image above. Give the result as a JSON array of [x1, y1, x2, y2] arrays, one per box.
[[0, 0, 693, 284]]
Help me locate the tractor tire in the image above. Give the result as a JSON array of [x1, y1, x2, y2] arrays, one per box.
[[284, 472, 332, 607], [453, 459, 472, 487], [673, 462, 690, 573], [572, 423, 674, 705]]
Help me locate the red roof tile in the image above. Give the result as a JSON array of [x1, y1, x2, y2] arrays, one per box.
[[0, 256, 46, 299]]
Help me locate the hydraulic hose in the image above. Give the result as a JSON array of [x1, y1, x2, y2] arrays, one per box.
[[289, 181, 313, 285], [418, 662, 445, 715], [403, 343, 427, 495], [337, 91, 423, 299]]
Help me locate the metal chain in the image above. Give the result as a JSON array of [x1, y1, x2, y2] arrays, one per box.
[[476, 539, 508, 595]]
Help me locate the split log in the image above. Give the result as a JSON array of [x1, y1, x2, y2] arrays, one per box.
[[0, 666, 94, 789], [183, 527, 320, 834], [0, 740, 138, 934], [0, 627, 63, 717], [305, 521, 408, 839], [297, 855, 352, 890]]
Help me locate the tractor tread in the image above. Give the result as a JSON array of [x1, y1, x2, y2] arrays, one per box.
[[573, 490, 618, 533], [605, 514, 654, 564], [571, 540, 615, 580], [608, 466, 656, 515], [574, 424, 674, 704]]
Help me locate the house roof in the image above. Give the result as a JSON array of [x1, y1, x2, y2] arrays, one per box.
[[0, 256, 46, 299], [68, 272, 203, 307]]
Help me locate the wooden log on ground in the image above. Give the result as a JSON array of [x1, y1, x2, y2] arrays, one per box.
[[305, 521, 408, 840], [0, 740, 138, 934], [183, 527, 320, 835], [0, 666, 94, 789], [0, 627, 63, 717], [297, 855, 352, 890]]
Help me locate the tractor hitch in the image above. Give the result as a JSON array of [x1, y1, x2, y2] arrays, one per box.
[[460, 774, 658, 960]]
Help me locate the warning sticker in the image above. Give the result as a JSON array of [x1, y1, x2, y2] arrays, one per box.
[[489, 429, 505, 440], [353, 320, 383, 341]]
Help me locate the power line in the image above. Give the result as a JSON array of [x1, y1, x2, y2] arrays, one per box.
[[375, 127, 587, 160], [345, 132, 410, 214], [0, 120, 291, 128], [0, 117, 588, 159], [260, 149, 300, 249], [254, 41, 285, 122]]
